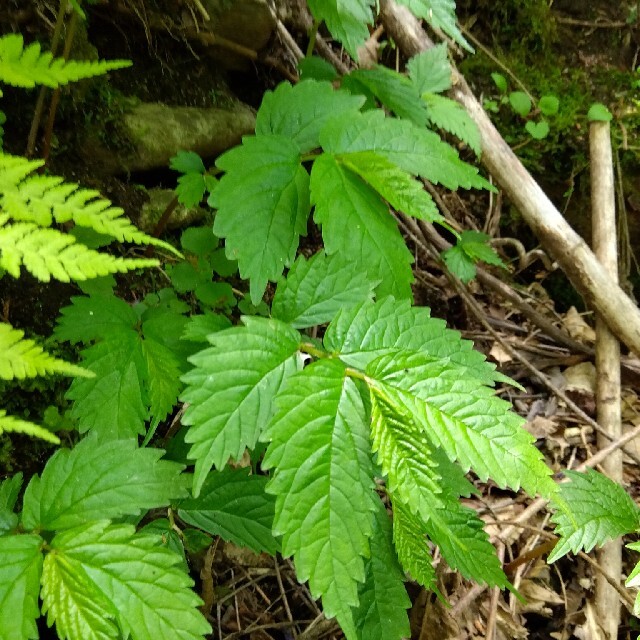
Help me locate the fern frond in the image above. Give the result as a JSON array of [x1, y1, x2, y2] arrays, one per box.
[[0, 33, 131, 90], [0, 222, 158, 282], [0, 152, 179, 255], [0, 323, 92, 380], [0, 410, 60, 444]]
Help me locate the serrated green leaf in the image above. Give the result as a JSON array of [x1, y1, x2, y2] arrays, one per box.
[[262, 359, 378, 624], [443, 244, 477, 282], [423, 93, 482, 155], [211, 135, 309, 304], [55, 294, 138, 344], [307, 0, 375, 58], [549, 470, 640, 563], [141, 337, 182, 425], [21, 435, 185, 531], [176, 172, 206, 207], [336, 150, 443, 223], [182, 317, 302, 496], [407, 44, 452, 94], [311, 153, 414, 300], [195, 281, 235, 308], [367, 351, 557, 499], [169, 261, 201, 293], [0, 533, 43, 640], [67, 332, 148, 439], [349, 67, 428, 126], [0, 474, 22, 535], [50, 521, 211, 640], [181, 313, 232, 343], [272, 251, 377, 328], [298, 56, 339, 82], [179, 468, 277, 554], [352, 503, 411, 640], [392, 500, 437, 590], [320, 109, 492, 191], [508, 91, 532, 117], [170, 150, 205, 175], [41, 550, 120, 640], [457, 230, 505, 266], [396, 0, 472, 53], [324, 297, 505, 384], [138, 519, 188, 571], [256, 80, 364, 154]]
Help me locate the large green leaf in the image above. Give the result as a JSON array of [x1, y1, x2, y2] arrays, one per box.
[[549, 470, 640, 562], [324, 297, 505, 384], [367, 351, 556, 499], [211, 135, 309, 303], [256, 80, 364, 153], [141, 337, 183, 426], [423, 93, 482, 156], [181, 317, 302, 496], [67, 332, 148, 439], [311, 153, 414, 300], [307, 0, 375, 58], [336, 150, 442, 222], [320, 109, 491, 191], [348, 67, 428, 126], [21, 436, 185, 531], [262, 359, 378, 626], [352, 503, 411, 640], [271, 251, 377, 328], [0, 534, 43, 640], [48, 522, 211, 640], [179, 468, 277, 554], [54, 294, 138, 344], [397, 0, 472, 52]]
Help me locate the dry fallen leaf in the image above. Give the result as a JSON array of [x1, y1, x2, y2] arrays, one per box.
[[563, 307, 596, 343]]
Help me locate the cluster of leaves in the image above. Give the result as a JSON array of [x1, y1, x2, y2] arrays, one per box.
[[2, 3, 640, 640]]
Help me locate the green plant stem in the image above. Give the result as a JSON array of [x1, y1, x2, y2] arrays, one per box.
[[306, 17, 322, 57], [299, 341, 329, 359]]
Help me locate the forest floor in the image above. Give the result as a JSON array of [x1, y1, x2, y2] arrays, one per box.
[[3, 1, 640, 638]]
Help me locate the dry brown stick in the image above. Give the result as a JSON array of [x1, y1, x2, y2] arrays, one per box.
[[591, 121, 623, 638], [379, 0, 640, 357]]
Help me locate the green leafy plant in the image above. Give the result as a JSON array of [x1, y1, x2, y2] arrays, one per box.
[[2, 3, 640, 639]]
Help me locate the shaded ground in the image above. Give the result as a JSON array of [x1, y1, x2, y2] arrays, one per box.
[[3, 1, 640, 638]]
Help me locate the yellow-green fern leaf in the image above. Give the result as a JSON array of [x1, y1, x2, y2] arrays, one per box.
[[0, 33, 131, 89], [0, 410, 60, 444], [0, 152, 180, 256], [0, 322, 92, 380], [0, 222, 159, 281]]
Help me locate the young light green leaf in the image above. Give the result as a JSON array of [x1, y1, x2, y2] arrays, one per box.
[[21, 435, 185, 531], [508, 91, 532, 117], [442, 244, 477, 282], [256, 80, 364, 153], [348, 67, 428, 126], [272, 251, 377, 328], [352, 503, 411, 640], [443, 230, 506, 282], [587, 103, 612, 122], [392, 500, 437, 591], [55, 294, 138, 344], [407, 44, 452, 94], [67, 332, 148, 439], [181, 317, 303, 496], [423, 93, 482, 155], [324, 297, 506, 384], [367, 351, 557, 499], [262, 359, 378, 625], [525, 120, 550, 140], [539, 95, 559, 116], [50, 522, 211, 640], [491, 72, 508, 93], [626, 542, 640, 615], [41, 551, 120, 640], [310, 153, 414, 300], [307, 0, 375, 58], [179, 468, 277, 554], [170, 150, 205, 175], [396, 0, 472, 53], [548, 470, 640, 563], [336, 150, 443, 223], [0, 533, 43, 640], [0, 410, 61, 444], [320, 109, 492, 191], [211, 135, 309, 304]]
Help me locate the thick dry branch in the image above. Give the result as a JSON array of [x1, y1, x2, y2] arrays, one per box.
[[379, 0, 640, 356]]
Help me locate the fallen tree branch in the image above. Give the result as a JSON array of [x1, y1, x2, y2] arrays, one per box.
[[379, 0, 640, 356]]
